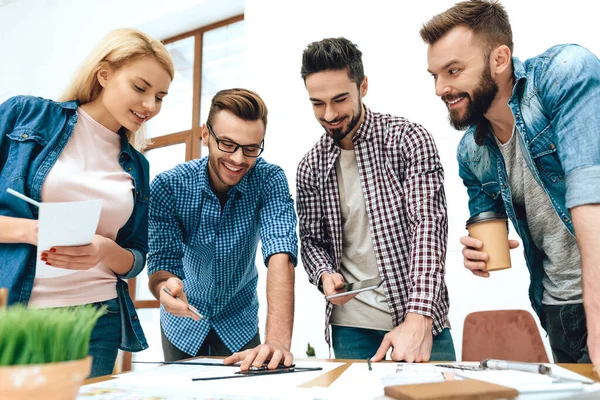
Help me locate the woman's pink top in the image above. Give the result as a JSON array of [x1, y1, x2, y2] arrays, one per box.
[[29, 107, 134, 308]]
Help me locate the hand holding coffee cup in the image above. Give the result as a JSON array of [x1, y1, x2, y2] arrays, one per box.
[[460, 236, 520, 277], [463, 212, 519, 277]]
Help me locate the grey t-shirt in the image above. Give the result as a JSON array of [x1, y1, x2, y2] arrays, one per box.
[[496, 128, 582, 305], [330, 148, 393, 331]]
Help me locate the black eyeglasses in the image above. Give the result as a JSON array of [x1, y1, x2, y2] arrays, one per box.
[[206, 124, 264, 158]]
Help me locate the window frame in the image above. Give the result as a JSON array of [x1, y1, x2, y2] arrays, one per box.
[[120, 14, 244, 372]]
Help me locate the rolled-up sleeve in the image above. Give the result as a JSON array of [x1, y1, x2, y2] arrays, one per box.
[[260, 166, 298, 267], [118, 248, 145, 279], [538, 45, 600, 209]]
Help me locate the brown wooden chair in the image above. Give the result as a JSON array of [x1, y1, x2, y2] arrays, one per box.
[[462, 309, 549, 363]]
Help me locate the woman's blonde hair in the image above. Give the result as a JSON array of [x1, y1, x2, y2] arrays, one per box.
[[58, 28, 175, 151]]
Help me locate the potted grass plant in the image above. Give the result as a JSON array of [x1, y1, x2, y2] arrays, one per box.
[[0, 304, 105, 400]]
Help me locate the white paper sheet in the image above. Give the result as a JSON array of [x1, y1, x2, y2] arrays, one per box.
[[455, 364, 600, 399], [326, 362, 399, 399], [79, 382, 317, 400], [456, 370, 583, 393], [105, 360, 344, 395], [78, 361, 600, 400], [36, 199, 103, 278], [325, 362, 600, 400]]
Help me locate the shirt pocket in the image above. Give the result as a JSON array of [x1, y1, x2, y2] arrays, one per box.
[[481, 180, 501, 200], [463, 152, 482, 164], [529, 126, 565, 183], [4, 129, 48, 181]]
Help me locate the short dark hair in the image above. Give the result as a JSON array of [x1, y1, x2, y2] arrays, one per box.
[[420, 0, 513, 55], [206, 88, 268, 129], [300, 37, 364, 88]]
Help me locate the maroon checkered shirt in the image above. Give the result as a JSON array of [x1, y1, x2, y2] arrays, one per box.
[[297, 106, 450, 346]]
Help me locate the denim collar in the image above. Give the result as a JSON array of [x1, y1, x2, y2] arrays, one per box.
[[511, 56, 528, 98], [59, 99, 79, 110], [118, 132, 134, 160], [476, 57, 528, 147], [60, 99, 134, 158]]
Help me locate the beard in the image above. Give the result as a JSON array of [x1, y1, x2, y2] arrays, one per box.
[[443, 64, 499, 144], [208, 152, 248, 189], [321, 102, 363, 143]]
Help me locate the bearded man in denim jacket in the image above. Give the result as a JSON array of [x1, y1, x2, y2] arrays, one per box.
[[422, 0, 600, 369]]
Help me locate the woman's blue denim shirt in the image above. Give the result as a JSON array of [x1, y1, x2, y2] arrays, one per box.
[[457, 44, 600, 326], [0, 95, 149, 352]]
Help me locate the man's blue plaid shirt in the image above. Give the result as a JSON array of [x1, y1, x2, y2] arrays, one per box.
[[148, 157, 298, 355]]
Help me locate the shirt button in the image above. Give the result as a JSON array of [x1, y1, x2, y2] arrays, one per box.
[[127, 167, 132, 171], [21, 133, 28, 139], [132, 315, 138, 321], [549, 143, 556, 150]]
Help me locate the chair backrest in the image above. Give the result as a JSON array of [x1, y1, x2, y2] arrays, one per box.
[[462, 309, 549, 363]]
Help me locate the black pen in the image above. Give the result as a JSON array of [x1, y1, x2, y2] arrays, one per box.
[[367, 358, 372, 371]]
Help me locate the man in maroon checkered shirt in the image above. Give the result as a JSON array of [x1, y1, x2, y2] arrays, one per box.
[[297, 37, 455, 362]]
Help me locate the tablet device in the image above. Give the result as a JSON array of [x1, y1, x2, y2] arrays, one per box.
[[324, 276, 384, 300]]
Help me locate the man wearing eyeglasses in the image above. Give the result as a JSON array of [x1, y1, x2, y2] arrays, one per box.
[[297, 38, 455, 363], [147, 88, 298, 371]]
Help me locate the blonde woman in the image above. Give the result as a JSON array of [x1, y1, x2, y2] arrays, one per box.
[[0, 28, 174, 377]]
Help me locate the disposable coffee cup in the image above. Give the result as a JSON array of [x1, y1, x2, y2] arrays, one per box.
[[465, 212, 511, 271]]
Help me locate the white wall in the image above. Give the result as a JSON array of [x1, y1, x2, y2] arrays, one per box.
[[0, 0, 244, 101], [244, 0, 600, 361], [2, 0, 598, 362]]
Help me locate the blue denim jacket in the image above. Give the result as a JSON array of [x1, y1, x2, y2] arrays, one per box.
[[0, 95, 149, 352], [457, 45, 600, 325]]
